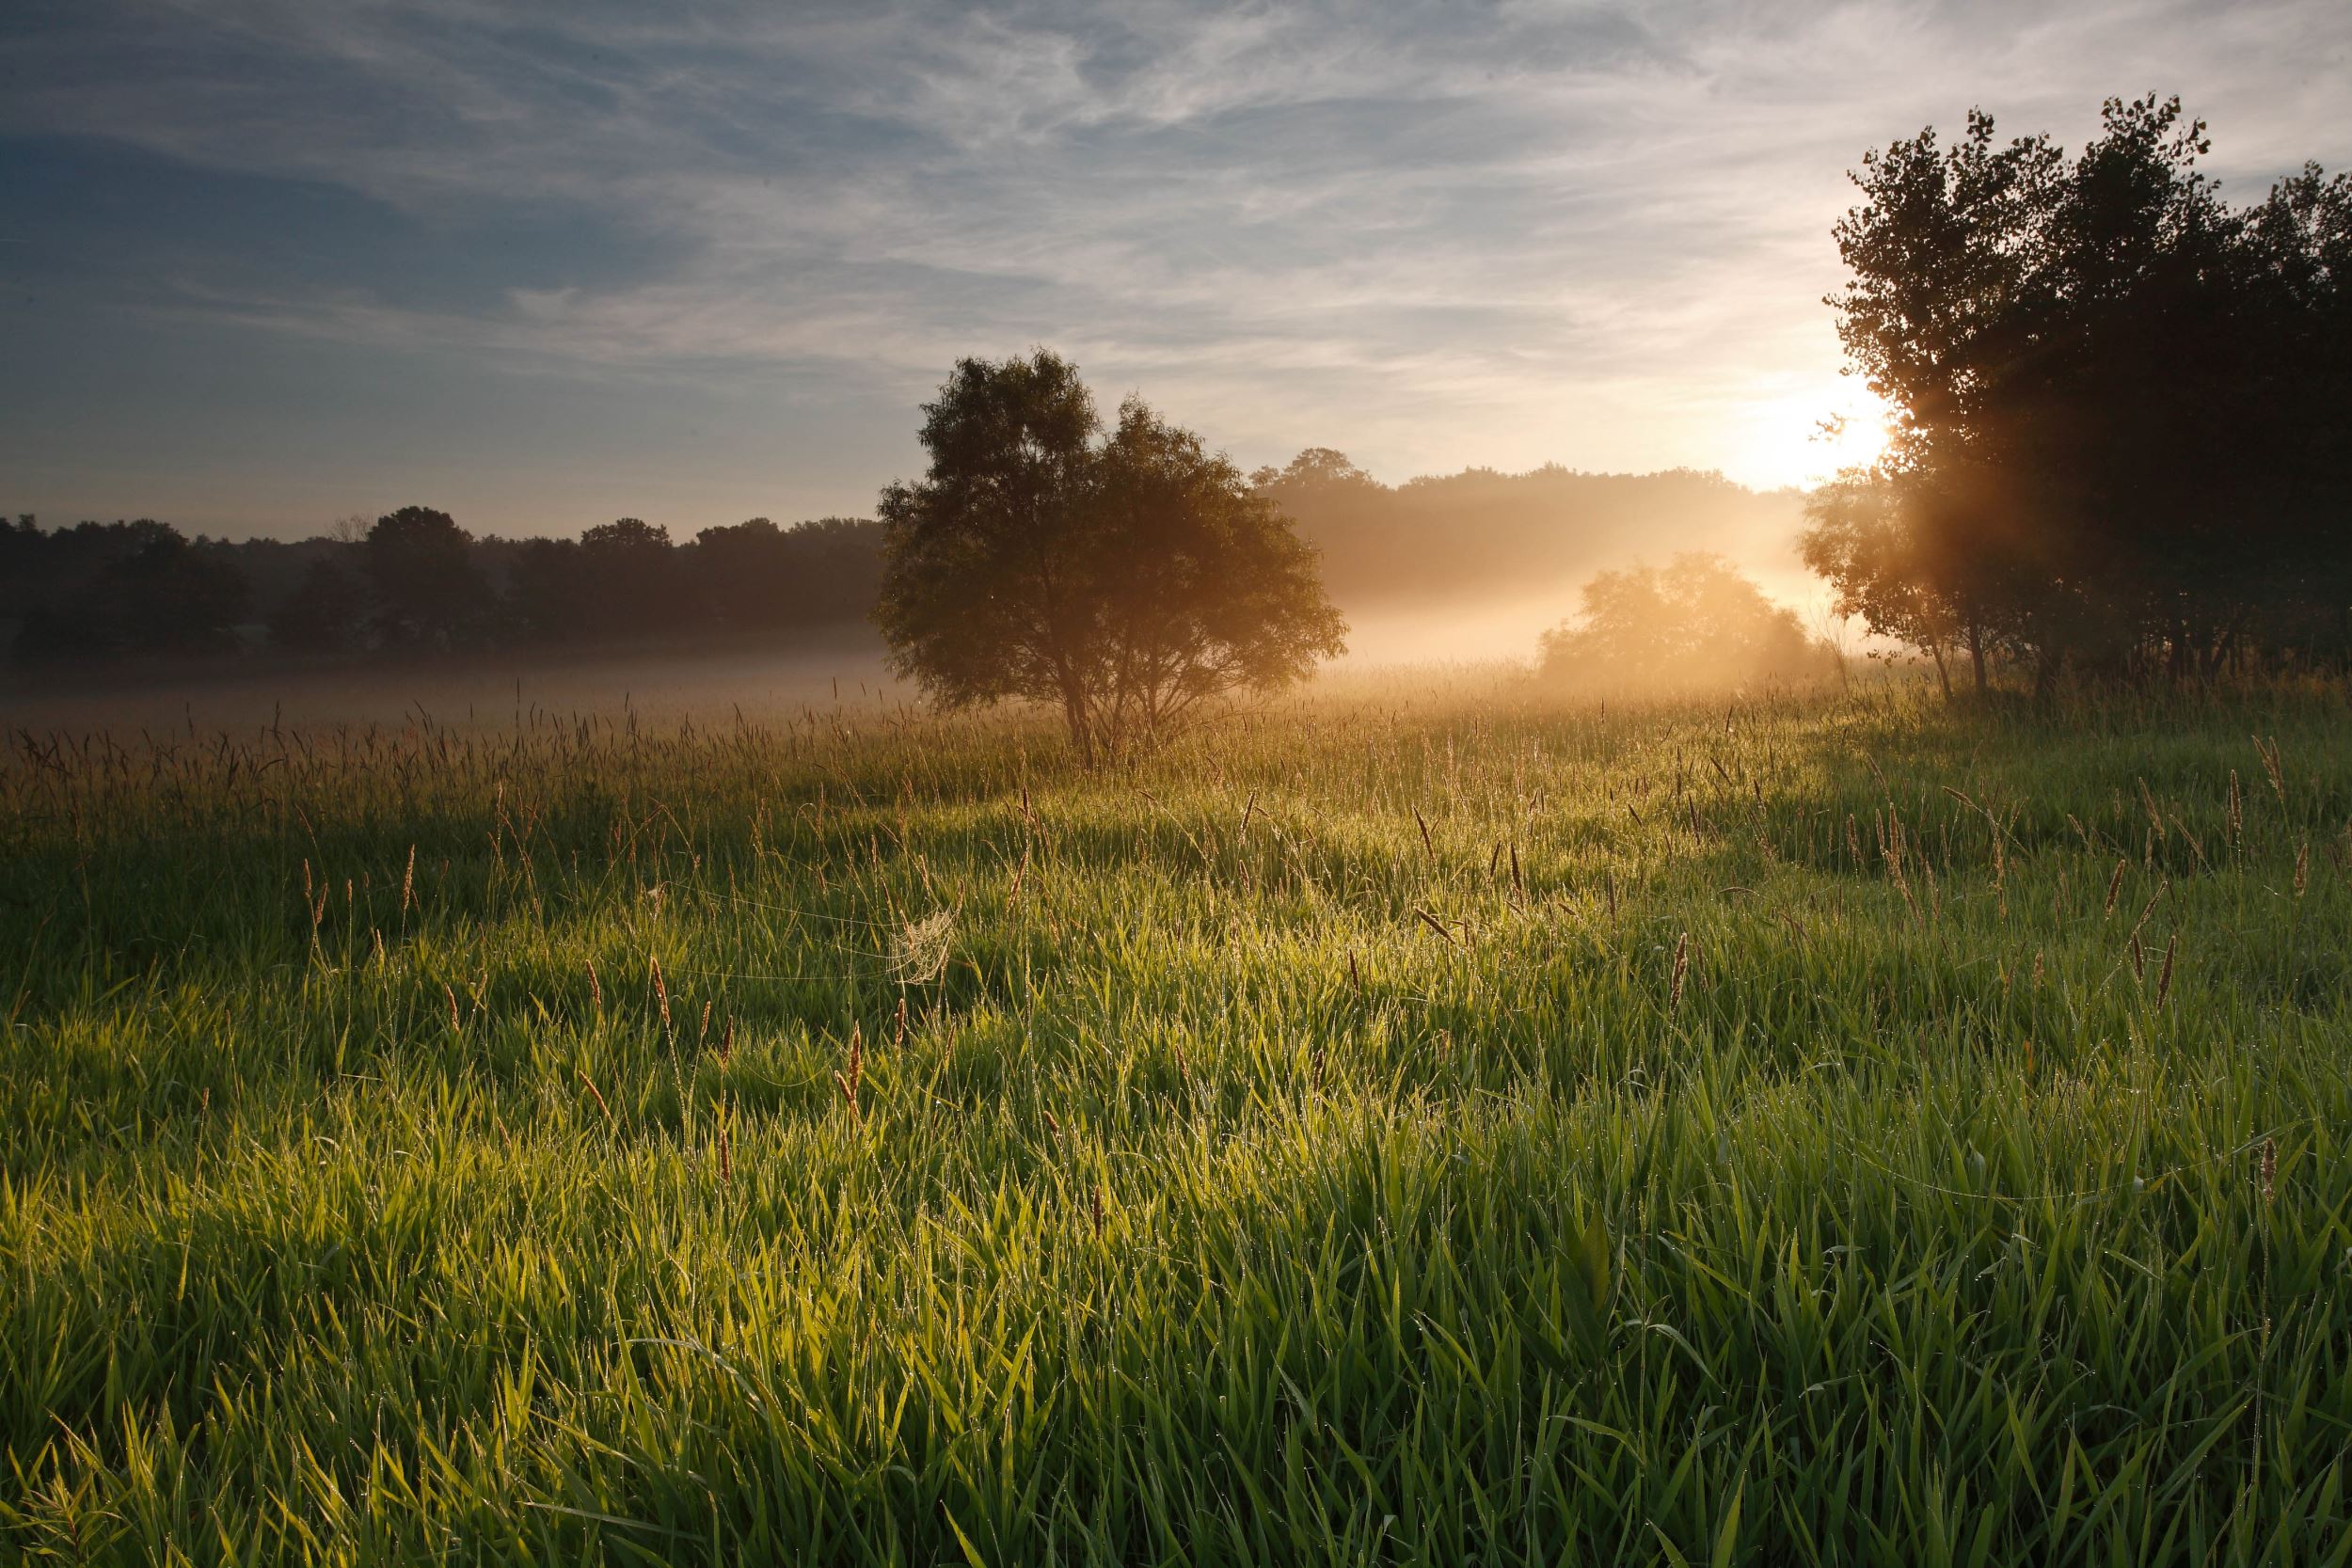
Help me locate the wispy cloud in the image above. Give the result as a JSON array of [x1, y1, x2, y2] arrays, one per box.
[[3, 0, 2346, 530]]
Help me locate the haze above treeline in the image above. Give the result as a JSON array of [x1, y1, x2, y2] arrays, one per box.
[[0, 457, 1810, 674]]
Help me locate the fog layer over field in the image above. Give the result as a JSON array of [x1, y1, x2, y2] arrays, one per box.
[[1270, 459, 1821, 666], [2, 463, 1835, 713], [0, 641, 902, 737]]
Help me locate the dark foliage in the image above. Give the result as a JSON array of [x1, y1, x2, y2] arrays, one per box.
[[5, 507, 886, 668], [363, 506, 490, 649], [4, 517, 249, 664], [876, 351, 1345, 761], [691, 516, 885, 636], [266, 558, 369, 655], [1808, 95, 2352, 693]]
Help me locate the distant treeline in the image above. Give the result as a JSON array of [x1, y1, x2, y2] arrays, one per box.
[[8, 466, 1803, 673], [1253, 450, 1800, 610], [0, 508, 883, 668]]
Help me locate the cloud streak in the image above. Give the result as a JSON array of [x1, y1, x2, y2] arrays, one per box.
[[3, 0, 2346, 531]]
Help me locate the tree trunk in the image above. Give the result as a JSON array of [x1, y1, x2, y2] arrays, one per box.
[[1059, 676, 1094, 768], [1967, 622, 1988, 698], [1928, 641, 1953, 701], [2032, 641, 2064, 705]]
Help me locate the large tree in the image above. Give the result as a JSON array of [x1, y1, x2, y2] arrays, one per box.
[[875, 352, 1345, 762], [362, 505, 487, 648], [1815, 95, 2352, 692]]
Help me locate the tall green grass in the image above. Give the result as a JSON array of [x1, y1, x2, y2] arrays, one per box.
[[3, 677, 2348, 1564]]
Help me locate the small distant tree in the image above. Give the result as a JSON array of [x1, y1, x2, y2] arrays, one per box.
[[1251, 447, 1376, 490], [362, 505, 486, 648], [876, 351, 1345, 763], [1539, 553, 1827, 695]]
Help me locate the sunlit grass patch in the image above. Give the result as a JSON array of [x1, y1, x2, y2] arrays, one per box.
[[2, 678, 2347, 1563]]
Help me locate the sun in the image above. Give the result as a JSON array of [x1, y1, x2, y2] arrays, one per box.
[[1723, 378, 1892, 491]]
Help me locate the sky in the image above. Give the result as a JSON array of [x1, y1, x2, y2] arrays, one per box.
[[3, 0, 2346, 541]]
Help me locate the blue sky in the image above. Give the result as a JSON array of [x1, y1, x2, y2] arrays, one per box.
[[4, 0, 2345, 539]]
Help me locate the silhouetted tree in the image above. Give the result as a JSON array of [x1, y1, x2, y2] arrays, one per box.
[[1822, 95, 2352, 692], [362, 506, 487, 648], [1251, 447, 1375, 490], [0, 515, 41, 622], [2222, 162, 2352, 662], [663, 515, 884, 637], [876, 352, 1345, 762], [7, 503, 898, 667]]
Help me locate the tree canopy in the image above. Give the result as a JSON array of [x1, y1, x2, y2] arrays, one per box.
[[875, 352, 1345, 762], [1808, 95, 2352, 693], [364, 505, 487, 648]]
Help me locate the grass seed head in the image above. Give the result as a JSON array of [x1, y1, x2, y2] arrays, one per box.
[[2255, 735, 2286, 804]]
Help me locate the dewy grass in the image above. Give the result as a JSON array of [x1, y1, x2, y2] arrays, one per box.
[[2, 676, 2349, 1564]]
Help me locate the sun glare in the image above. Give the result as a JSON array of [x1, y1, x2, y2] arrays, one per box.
[[1724, 379, 1891, 491]]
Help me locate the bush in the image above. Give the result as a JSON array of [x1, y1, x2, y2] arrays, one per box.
[[1538, 552, 1832, 695]]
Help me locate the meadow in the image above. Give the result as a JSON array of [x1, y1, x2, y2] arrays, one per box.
[[3, 671, 2348, 1564]]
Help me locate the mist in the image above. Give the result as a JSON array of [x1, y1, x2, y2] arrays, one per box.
[[1, 455, 1837, 711], [1263, 458, 1821, 667], [0, 639, 902, 739]]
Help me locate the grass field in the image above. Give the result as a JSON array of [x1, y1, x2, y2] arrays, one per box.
[[4, 673, 2349, 1564]]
